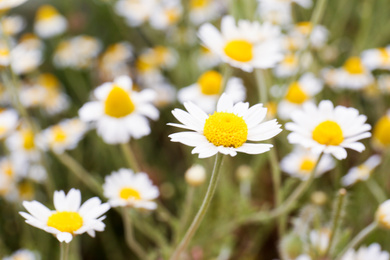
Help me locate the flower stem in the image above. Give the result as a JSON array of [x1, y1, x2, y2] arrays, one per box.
[[255, 69, 268, 105], [175, 186, 195, 244], [60, 242, 70, 260], [122, 208, 148, 259], [120, 142, 141, 172], [335, 222, 378, 260], [366, 178, 387, 204], [170, 153, 224, 260]]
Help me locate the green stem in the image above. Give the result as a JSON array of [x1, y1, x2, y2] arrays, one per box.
[[255, 69, 268, 105], [122, 208, 148, 259], [366, 178, 387, 204], [269, 147, 284, 237], [175, 186, 195, 243], [170, 153, 224, 260], [221, 64, 233, 93], [120, 143, 141, 172], [335, 222, 378, 260], [60, 242, 70, 260]]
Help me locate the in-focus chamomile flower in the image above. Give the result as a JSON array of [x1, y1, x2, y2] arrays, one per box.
[[115, 0, 157, 27], [0, 0, 29, 11], [79, 75, 159, 144], [286, 100, 372, 160], [372, 110, 390, 150], [0, 108, 18, 139], [189, 0, 224, 25], [149, 0, 182, 30], [289, 21, 328, 49], [98, 42, 133, 81], [3, 249, 40, 260], [0, 15, 25, 36], [280, 147, 335, 180], [178, 70, 246, 113], [342, 155, 381, 186], [273, 53, 299, 78], [103, 168, 159, 209], [34, 5, 67, 39], [169, 93, 282, 158], [362, 46, 390, 71], [37, 118, 87, 154], [199, 15, 283, 72], [10, 34, 44, 75], [278, 73, 323, 120], [20, 188, 110, 243], [341, 243, 389, 260]]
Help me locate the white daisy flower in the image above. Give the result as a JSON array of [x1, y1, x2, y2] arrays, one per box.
[[0, 108, 18, 140], [278, 73, 323, 120], [290, 21, 329, 49], [0, 156, 28, 182], [149, 0, 182, 30], [197, 46, 221, 69], [258, 1, 292, 27], [79, 75, 159, 144], [362, 46, 390, 71], [178, 70, 246, 113], [0, 15, 25, 37], [98, 42, 133, 81], [37, 118, 87, 154], [3, 249, 40, 260], [6, 126, 40, 162], [185, 164, 206, 186], [169, 93, 282, 158], [341, 243, 389, 260], [342, 155, 382, 186], [273, 53, 299, 78], [198, 15, 283, 72], [147, 80, 176, 107], [372, 110, 390, 150], [103, 168, 159, 209], [10, 35, 44, 75], [34, 5, 67, 39], [286, 100, 371, 160], [114, 0, 158, 27], [280, 147, 335, 180], [189, 0, 225, 25], [19, 188, 110, 243], [296, 255, 312, 260], [0, 0, 29, 11]]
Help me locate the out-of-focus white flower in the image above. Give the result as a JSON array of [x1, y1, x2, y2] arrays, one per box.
[[372, 110, 390, 151], [0, 108, 18, 139], [178, 70, 246, 113], [378, 75, 390, 94], [3, 248, 40, 260], [6, 125, 40, 162], [149, 0, 182, 30], [147, 80, 177, 107], [280, 147, 335, 180], [342, 155, 381, 186], [0, 15, 25, 36], [278, 73, 323, 120], [289, 21, 329, 49], [185, 164, 206, 186], [98, 42, 133, 81], [34, 5, 67, 39], [199, 15, 283, 72], [115, 0, 157, 27], [309, 228, 331, 256], [79, 75, 159, 144], [103, 169, 159, 209], [0, 40, 10, 66], [189, 0, 225, 25], [341, 243, 389, 260], [10, 34, 44, 75], [20, 188, 110, 243], [274, 53, 299, 78], [197, 46, 221, 69], [0, 0, 29, 11], [258, 1, 292, 26], [362, 46, 390, 71], [286, 100, 371, 160]]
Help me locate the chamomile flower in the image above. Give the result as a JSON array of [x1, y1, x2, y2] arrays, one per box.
[[34, 5, 67, 39], [6, 125, 40, 162], [0, 40, 10, 66], [0, 15, 25, 36], [0, 0, 29, 11], [3, 249, 40, 260], [114, 0, 157, 27], [198, 15, 283, 72], [378, 75, 390, 94], [0, 172, 17, 201], [341, 243, 389, 260], [296, 255, 311, 260], [178, 70, 246, 113], [20, 188, 110, 243], [149, 0, 182, 30], [189, 0, 224, 25], [0, 108, 18, 139], [273, 53, 299, 78], [37, 118, 87, 154], [290, 21, 329, 49], [169, 93, 282, 158], [342, 155, 381, 186], [103, 168, 159, 209], [197, 46, 221, 69], [377, 200, 390, 229], [258, 1, 292, 26], [79, 75, 159, 144], [278, 73, 323, 120], [372, 110, 390, 150], [309, 228, 331, 256], [362, 46, 390, 71], [280, 147, 335, 180], [10, 34, 44, 75], [98, 42, 133, 81], [286, 100, 371, 160], [0, 156, 27, 182]]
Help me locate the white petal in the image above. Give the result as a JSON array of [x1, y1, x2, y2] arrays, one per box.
[[235, 143, 273, 154]]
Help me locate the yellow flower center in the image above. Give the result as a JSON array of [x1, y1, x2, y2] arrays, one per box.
[[38, 73, 60, 90], [153, 46, 170, 66], [119, 187, 141, 200], [224, 40, 253, 62], [0, 47, 9, 57], [36, 5, 59, 21], [47, 211, 83, 233], [343, 57, 364, 74], [296, 21, 312, 35], [22, 130, 35, 150], [18, 182, 35, 200], [203, 112, 248, 148], [373, 115, 390, 147], [312, 120, 344, 146], [104, 86, 135, 118], [299, 158, 315, 172], [265, 101, 277, 118], [197, 70, 222, 95], [285, 82, 308, 104], [377, 209, 390, 229], [379, 48, 390, 64], [283, 53, 297, 66], [52, 126, 67, 144], [165, 8, 180, 24], [190, 0, 208, 8]]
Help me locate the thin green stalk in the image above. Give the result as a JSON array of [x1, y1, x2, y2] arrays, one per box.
[[60, 242, 70, 260], [325, 188, 347, 257], [122, 208, 148, 259], [335, 222, 378, 260], [255, 69, 268, 105], [366, 178, 387, 204], [170, 153, 224, 260], [120, 143, 141, 172], [221, 64, 233, 93], [175, 186, 195, 243], [55, 152, 103, 197]]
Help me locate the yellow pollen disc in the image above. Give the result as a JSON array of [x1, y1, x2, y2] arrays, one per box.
[[224, 40, 253, 62], [47, 211, 83, 233], [296, 21, 312, 35], [38, 73, 60, 90], [0, 48, 9, 56], [52, 126, 67, 143], [18, 182, 34, 200], [197, 70, 222, 95], [312, 120, 344, 146], [36, 5, 59, 21], [22, 130, 35, 150], [285, 82, 308, 104], [343, 57, 364, 74], [153, 46, 169, 66], [136, 58, 153, 72], [203, 112, 248, 148], [373, 115, 390, 147], [104, 86, 135, 118], [165, 9, 180, 24], [283, 53, 297, 65], [190, 0, 208, 8], [299, 158, 315, 172], [379, 48, 390, 64], [119, 187, 141, 200], [0, 126, 7, 136]]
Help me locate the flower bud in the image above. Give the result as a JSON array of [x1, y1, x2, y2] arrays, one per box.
[[185, 164, 206, 187]]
